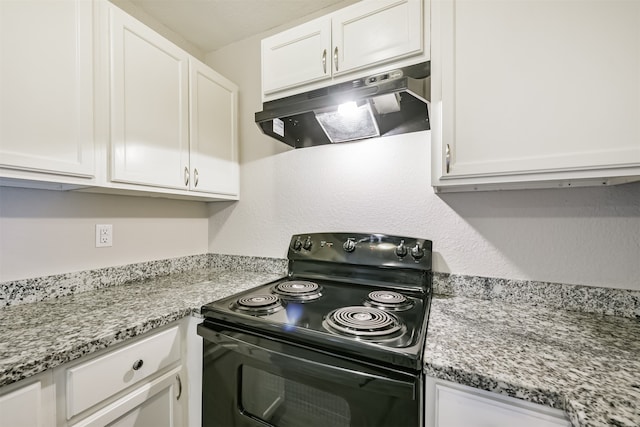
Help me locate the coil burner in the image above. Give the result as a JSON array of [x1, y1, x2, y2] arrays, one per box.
[[232, 294, 283, 315], [365, 290, 414, 311], [323, 306, 406, 342], [273, 280, 322, 302]]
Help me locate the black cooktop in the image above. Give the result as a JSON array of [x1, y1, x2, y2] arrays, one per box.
[[202, 233, 433, 372], [202, 277, 430, 371]]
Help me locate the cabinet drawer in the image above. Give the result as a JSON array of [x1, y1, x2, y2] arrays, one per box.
[[66, 326, 180, 419]]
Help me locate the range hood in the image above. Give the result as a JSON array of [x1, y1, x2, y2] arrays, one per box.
[[255, 62, 430, 148]]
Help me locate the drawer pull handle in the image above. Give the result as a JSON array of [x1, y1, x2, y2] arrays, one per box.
[[176, 374, 182, 400], [445, 144, 451, 174], [322, 49, 327, 74], [132, 359, 144, 371]]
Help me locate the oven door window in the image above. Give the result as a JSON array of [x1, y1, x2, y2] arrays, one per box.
[[241, 365, 350, 427]]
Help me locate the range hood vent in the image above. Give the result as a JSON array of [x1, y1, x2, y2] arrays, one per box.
[[255, 62, 430, 148]]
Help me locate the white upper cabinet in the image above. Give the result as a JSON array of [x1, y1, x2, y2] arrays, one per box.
[[431, 0, 640, 192], [1, 1, 238, 201], [0, 0, 94, 179], [105, 3, 239, 199], [108, 4, 190, 190], [331, 0, 423, 75], [261, 16, 332, 96], [261, 0, 428, 101], [189, 58, 239, 196]]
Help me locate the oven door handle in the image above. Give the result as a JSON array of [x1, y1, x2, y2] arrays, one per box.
[[198, 324, 416, 399]]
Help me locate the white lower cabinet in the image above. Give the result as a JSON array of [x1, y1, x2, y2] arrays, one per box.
[[56, 322, 188, 427], [0, 316, 204, 427], [425, 377, 570, 427], [69, 366, 183, 427], [64, 326, 182, 419], [0, 318, 199, 427], [0, 371, 55, 427]]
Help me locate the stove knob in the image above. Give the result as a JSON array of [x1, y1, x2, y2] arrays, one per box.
[[292, 237, 302, 251], [395, 240, 408, 258], [411, 243, 425, 260], [302, 236, 313, 250], [343, 238, 356, 252]]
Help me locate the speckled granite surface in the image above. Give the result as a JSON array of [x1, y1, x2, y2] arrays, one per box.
[[0, 268, 284, 387], [433, 272, 640, 319], [424, 295, 640, 427], [0, 254, 287, 308], [0, 254, 211, 308], [209, 253, 288, 273], [2, 256, 639, 426], [5, 257, 637, 320]]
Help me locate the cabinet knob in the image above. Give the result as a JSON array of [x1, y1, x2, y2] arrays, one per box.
[[184, 166, 190, 186], [132, 359, 144, 370], [334, 46, 339, 72], [194, 168, 199, 187]]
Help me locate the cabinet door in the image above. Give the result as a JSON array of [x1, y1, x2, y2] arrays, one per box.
[[434, 383, 570, 427], [332, 0, 423, 75], [189, 58, 239, 196], [70, 367, 184, 427], [0, 372, 54, 427], [0, 0, 94, 178], [0, 382, 42, 427], [261, 15, 332, 97], [109, 4, 189, 189], [432, 0, 640, 190]]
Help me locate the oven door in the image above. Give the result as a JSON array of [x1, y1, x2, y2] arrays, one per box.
[[198, 321, 422, 427]]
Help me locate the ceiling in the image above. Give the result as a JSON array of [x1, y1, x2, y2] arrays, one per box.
[[128, 0, 356, 53]]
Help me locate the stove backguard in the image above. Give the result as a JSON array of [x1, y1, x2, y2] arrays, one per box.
[[287, 232, 432, 292]]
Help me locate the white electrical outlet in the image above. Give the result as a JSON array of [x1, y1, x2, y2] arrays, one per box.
[[96, 224, 113, 248]]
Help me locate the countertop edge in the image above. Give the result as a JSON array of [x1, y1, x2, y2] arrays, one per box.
[[0, 308, 195, 388], [423, 363, 567, 411]]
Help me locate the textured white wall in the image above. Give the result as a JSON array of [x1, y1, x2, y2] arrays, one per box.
[[206, 34, 640, 291], [0, 188, 209, 282]]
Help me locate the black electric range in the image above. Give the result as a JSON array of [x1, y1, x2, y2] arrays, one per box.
[[201, 232, 432, 372]]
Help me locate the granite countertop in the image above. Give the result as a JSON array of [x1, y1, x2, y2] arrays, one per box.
[[424, 295, 640, 427], [0, 268, 283, 387], [2, 269, 639, 427]]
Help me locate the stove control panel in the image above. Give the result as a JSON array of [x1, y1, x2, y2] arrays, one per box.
[[288, 232, 432, 270]]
